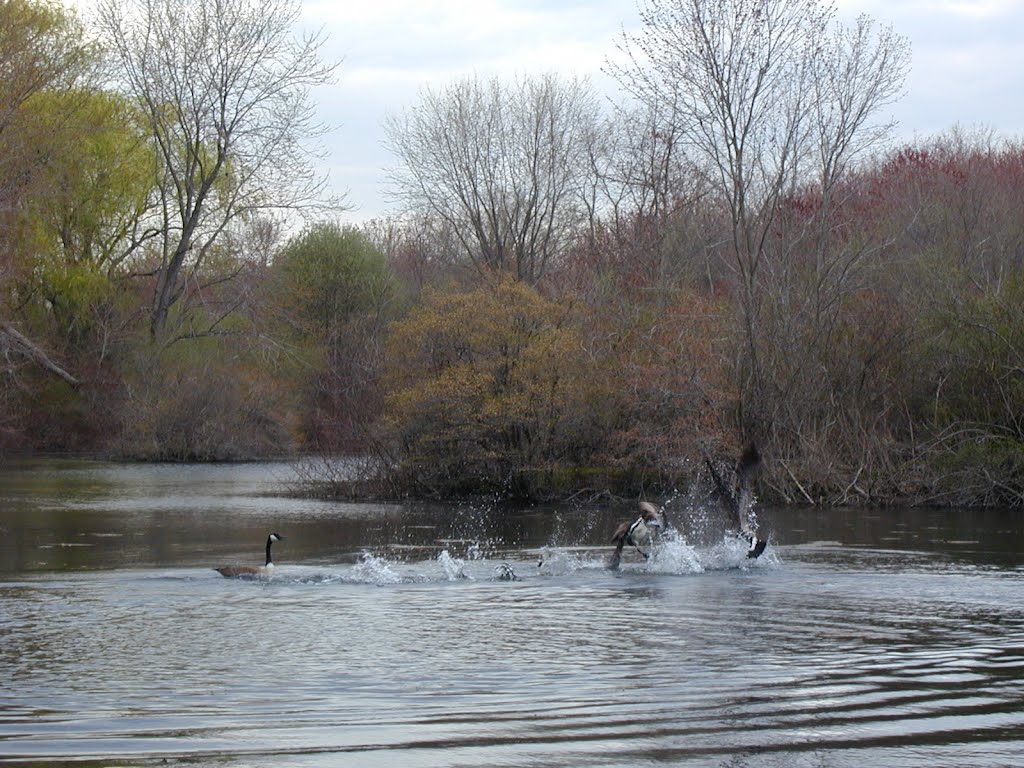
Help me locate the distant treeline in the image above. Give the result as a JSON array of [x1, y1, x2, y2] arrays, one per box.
[[1, 0, 1021, 507], [7, 129, 1024, 508]]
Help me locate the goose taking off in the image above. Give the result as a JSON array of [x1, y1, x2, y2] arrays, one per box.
[[607, 501, 668, 570], [706, 444, 766, 558], [215, 533, 285, 578]]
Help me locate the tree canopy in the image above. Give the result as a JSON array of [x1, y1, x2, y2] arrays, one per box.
[[95, 0, 340, 340], [384, 73, 600, 283], [1, 0, 1021, 507]]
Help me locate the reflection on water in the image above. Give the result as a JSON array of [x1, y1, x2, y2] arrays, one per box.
[[1, 459, 1024, 767]]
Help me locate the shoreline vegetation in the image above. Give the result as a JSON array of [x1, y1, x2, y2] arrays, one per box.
[[1, 0, 1022, 509]]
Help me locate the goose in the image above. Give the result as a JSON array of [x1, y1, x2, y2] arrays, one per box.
[[706, 444, 767, 558], [215, 533, 285, 578], [607, 501, 668, 570]]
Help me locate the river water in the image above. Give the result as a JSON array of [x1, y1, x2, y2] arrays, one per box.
[[1, 459, 1023, 767]]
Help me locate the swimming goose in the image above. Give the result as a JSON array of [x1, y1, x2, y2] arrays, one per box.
[[607, 501, 668, 570], [215, 533, 285, 578], [706, 444, 766, 558]]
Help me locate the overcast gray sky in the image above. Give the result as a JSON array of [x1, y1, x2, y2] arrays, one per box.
[[73, 0, 1021, 222], [299, 0, 1023, 223]]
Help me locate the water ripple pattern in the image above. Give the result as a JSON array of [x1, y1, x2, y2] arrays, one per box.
[[1, 550, 1023, 767], [2, 461, 1024, 767]]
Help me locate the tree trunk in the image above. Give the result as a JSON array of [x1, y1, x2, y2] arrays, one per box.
[[0, 321, 79, 387]]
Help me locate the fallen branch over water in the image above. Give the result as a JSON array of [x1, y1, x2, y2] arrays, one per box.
[[0, 322, 79, 388]]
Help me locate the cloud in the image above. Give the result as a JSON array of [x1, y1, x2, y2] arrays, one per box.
[[891, 0, 1016, 19], [308, 0, 622, 81], [73, 0, 1024, 221], [304, 0, 631, 220], [834, 0, 1024, 140]]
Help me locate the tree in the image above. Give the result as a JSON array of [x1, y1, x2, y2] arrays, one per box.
[[28, 91, 155, 274], [566, 97, 718, 306], [275, 223, 393, 343], [17, 90, 155, 351], [923, 273, 1024, 507], [381, 277, 612, 497], [0, 0, 100, 388], [0, 0, 99, 220], [588, 98, 695, 230], [362, 213, 466, 295], [272, 223, 395, 451], [601, 289, 737, 488], [95, 0, 340, 341], [384, 72, 600, 284], [870, 132, 1024, 506], [610, 0, 909, 442]]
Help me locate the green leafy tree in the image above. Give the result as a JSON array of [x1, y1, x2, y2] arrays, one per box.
[[275, 223, 393, 343], [0, 0, 100, 389], [19, 89, 155, 348], [2, 85, 159, 453], [272, 223, 395, 451], [0, 0, 99, 220]]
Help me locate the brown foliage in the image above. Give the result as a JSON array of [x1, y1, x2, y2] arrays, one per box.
[[380, 275, 615, 497], [112, 343, 297, 461], [597, 290, 738, 489]]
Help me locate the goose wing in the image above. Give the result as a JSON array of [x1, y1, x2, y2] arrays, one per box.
[[734, 444, 761, 537], [705, 444, 761, 534]]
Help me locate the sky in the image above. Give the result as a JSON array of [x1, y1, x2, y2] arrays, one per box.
[[72, 0, 1024, 223], [298, 0, 1024, 223]]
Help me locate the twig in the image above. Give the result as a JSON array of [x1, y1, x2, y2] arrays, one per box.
[[781, 459, 816, 505]]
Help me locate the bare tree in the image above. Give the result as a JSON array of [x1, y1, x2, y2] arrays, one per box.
[[384, 72, 600, 284], [578, 96, 718, 287], [95, 0, 341, 341], [610, 0, 909, 438]]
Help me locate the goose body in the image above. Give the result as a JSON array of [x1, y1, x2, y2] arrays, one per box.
[[707, 444, 766, 558], [608, 501, 667, 570], [215, 533, 284, 578]]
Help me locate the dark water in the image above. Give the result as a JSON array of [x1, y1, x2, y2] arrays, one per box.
[[2, 459, 1024, 767]]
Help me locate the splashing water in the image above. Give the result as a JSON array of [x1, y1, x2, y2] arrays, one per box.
[[695, 533, 774, 571], [648, 530, 705, 574], [535, 546, 601, 575], [350, 552, 404, 585], [437, 549, 469, 580]]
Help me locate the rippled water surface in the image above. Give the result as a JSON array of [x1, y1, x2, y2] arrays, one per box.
[[2, 459, 1024, 767]]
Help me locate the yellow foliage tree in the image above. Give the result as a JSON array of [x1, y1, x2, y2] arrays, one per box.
[[382, 276, 612, 496]]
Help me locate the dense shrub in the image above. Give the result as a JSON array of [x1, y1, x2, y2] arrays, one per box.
[[112, 343, 296, 461], [380, 276, 616, 498]]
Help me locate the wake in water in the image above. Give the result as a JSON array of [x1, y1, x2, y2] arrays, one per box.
[[208, 445, 780, 586], [217, 536, 775, 588]]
